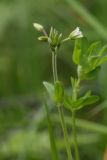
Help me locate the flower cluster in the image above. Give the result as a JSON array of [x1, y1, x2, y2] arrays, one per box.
[[33, 22, 83, 52]]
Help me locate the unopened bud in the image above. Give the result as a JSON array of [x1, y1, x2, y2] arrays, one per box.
[[69, 27, 83, 39], [33, 23, 44, 32], [38, 36, 48, 42]]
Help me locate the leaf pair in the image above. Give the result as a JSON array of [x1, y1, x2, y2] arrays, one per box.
[[73, 38, 107, 79], [64, 90, 99, 111], [43, 81, 99, 111]]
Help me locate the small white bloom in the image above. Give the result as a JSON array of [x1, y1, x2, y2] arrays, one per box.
[[69, 27, 83, 39], [33, 23, 44, 32]]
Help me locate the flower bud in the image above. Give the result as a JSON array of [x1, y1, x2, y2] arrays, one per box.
[[48, 27, 62, 52], [38, 36, 48, 42], [69, 27, 83, 39], [33, 23, 44, 32]]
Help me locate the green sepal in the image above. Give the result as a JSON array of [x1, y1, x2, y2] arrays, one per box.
[[49, 27, 62, 52]]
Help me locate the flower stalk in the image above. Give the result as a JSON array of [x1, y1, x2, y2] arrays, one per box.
[[52, 49, 73, 160]]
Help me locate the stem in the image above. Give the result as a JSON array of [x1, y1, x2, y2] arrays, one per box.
[[62, 37, 70, 43], [52, 52, 56, 83], [72, 111, 80, 160], [72, 79, 80, 160], [43, 29, 48, 37], [52, 50, 73, 160], [58, 106, 73, 160], [55, 54, 58, 81], [52, 52, 58, 82]]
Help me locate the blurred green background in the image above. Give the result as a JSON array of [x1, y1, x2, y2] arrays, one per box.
[[0, 0, 107, 159]]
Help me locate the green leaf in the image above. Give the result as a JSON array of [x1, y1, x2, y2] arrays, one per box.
[[64, 91, 99, 111], [97, 56, 107, 65], [73, 39, 82, 64], [54, 81, 64, 104], [87, 41, 101, 56], [98, 44, 107, 55], [84, 66, 101, 80], [84, 90, 91, 97], [45, 102, 59, 160], [43, 81, 54, 100], [74, 95, 99, 110], [82, 95, 99, 106], [73, 37, 88, 65], [64, 95, 73, 110]]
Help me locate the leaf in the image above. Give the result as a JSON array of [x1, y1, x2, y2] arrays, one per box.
[[64, 91, 99, 111], [87, 41, 101, 56], [80, 37, 89, 61], [45, 102, 59, 160], [84, 90, 91, 97], [84, 66, 101, 80], [64, 95, 73, 110], [81, 37, 89, 53], [43, 81, 54, 100], [97, 56, 107, 65], [54, 81, 64, 104], [98, 44, 107, 56], [73, 39, 82, 64], [79, 95, 99, 108], [69, 95, 99, 111], [74, 90, 99, 110]]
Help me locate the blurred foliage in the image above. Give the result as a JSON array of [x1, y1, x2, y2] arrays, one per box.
[[0, 0, 107, 159]]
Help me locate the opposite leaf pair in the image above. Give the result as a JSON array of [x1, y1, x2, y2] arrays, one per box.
[[43, 80, 99, 111]]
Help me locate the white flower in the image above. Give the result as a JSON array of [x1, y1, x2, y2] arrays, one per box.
[[69, 27, 83, 39], [33, 23, 44, 32]]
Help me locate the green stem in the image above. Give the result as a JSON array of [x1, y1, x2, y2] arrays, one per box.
[[72, 110, 80, 160], [58, 106, 73, 160], [52, 50, 73, 160], [62, 37, 70, 43], [55, 54, 58, 81], [72, 79, 80, 160], [52, 52, 56, 83]]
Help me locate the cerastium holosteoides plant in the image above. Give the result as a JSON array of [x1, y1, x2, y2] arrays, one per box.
[[33, 23, 107, 160]]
